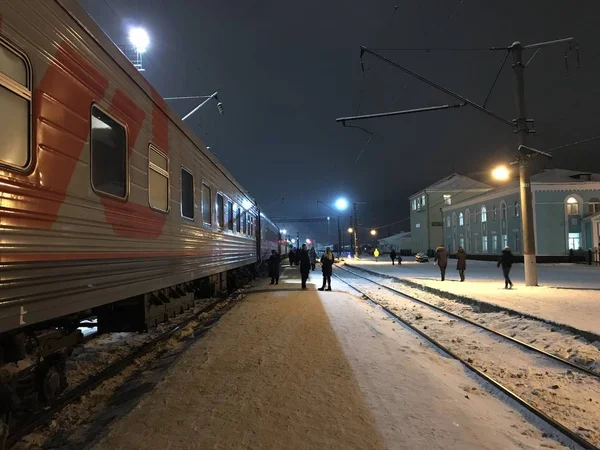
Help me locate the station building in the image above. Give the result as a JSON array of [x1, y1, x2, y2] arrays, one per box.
[[440, 169, 600, 258], [377, 231, 411, 253], [409, 174, 492, 253]]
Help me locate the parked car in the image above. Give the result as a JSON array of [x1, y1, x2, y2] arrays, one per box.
[[414, 253, 429, 263]]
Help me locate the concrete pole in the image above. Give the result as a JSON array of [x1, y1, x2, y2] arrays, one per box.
[[353, 203, 360, 258], [512, 42, 538, 286]]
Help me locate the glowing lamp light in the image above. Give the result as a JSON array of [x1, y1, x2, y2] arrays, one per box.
[[291, 238, 296, 244], [129, 27, 150, 54], [335, 198, 349, 211], [281, 229, 287, 235], [370, 229, 377, 236], [347, 227, 354, 233], [492, 165, 510, 181], [305, 238, 311, 244]]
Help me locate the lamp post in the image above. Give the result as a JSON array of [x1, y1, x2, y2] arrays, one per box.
[[317, 199, 349, 257]]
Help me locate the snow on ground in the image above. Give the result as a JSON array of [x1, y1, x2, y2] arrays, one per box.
[[347, 257, 600, 336], [333, 269, 600, 446], [92, 268, 570, 450]]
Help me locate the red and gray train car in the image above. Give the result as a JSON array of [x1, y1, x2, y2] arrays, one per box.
[[0, 0, 280, 407]]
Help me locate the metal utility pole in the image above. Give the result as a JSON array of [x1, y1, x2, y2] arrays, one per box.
[[337, 217, 343, 256], [511, 42, 537, 286], [352, 203, 359, 258]]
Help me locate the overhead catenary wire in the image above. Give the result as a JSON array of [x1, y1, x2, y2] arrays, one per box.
[[483, 50, 510, 108]]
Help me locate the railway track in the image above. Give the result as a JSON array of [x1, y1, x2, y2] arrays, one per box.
[[5, 296, 239, 449], [334, 264, 600, 450]]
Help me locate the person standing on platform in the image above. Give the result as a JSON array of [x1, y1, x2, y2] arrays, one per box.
[[374, 248, 380, 262], [497, 246, 514, 289], [299, 244, 311, 289], [456, 246, 467, 282], [309, 247, 317, 271], [434, 245, 448, 281], [390, 249, 397, 265], [318, 247, 334, 291], [294, 248, 300, 266], [267, 250, 280, 285]]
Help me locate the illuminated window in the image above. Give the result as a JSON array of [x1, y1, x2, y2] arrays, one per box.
[[568, 232, 580, 250], [482, 235, 488, 252], [481, 205, 487, 223], [459, 212, 464, 226], [443, 194, 452, 205], [590, 198, 600, 214], [421, 194, 426, 207], [566, 197, 579, 215], [148, 145, 169, 212], [0, 41, 31, 169], [216, 193, 224, 229], [514, 201, 520, 217], [492, 205, 497, 220], [501, 201, 507, 220]]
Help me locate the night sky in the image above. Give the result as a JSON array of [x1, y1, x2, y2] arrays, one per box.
[[80, 0, 600, 245]]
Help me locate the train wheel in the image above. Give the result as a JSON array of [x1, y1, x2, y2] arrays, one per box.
[[38, 362, 67, 405]]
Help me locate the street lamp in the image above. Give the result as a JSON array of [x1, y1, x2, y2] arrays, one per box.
[[370, 229, 377, 236], [129, 27, 150, 54], [281, 229, 287, 235], [492, 165, 511, 181], [335, 198, 349, 211], [348, 227, 354, 233]]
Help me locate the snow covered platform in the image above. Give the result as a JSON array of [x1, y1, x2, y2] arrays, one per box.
[[346, 257, 600, 338], [92, 267, 571, 450]]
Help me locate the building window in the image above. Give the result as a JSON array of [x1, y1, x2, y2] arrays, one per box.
[[181, 168, 194, 219], [444, 194, 452, 205], [202, 184, 212, 225], [514, 201, 520, 217], [216, 193, 225, 229], [421, 194, 426, 207], [412, 199, 417, 211], [0, 41, 31, 169], [568, 232, 581, 250], [482, 235, 488, 253], [492, 235, 498, 253], [481, 205, 487, 223], [589, 198, 600, 215], [473, 210, 478, 224], [459, 237, 465, 249], [227, 201, 234, 230], [415, 223, 420, 228], [416, 197, 422, 210], [446, 216, 451, 228], [459, 212, 464, 226], [236, 206, 241, 233], [501, 201, 507, 220], [502, 234, 508, 249], [492, 205, 497, 220], [566, 196, 579, 215], [91, 106, 127, 198], [148, 145, 169, 212]]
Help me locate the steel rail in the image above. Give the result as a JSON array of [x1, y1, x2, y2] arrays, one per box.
[[333, 267, 599, 450], [337, 265, 600, 379], [6, 297, 234, 448]]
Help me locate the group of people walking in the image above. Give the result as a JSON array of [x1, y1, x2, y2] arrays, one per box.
[[434, 244, 514, 288], [269, 245, 334, 290]]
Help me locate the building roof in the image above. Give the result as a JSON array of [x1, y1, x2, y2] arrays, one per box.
[[409, 173, 491, 198], [441, 169, 600, 211], [378, 231, 411, 243]]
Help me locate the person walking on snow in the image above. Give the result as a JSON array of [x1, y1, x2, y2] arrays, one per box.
[[390, 249, 397, 265], [299, 244, 311, 289], [497, 246, 514, 289], [374, 248, 380, 262], [318, 247, 335, 291], [434, 245, 448, 281], [288, 248, 295, 266], [456, 246, 467, 282], [267, 250, 280, 285], [309, 247, 317, 271]]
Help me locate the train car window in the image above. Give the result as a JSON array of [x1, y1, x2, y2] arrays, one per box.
[[202, 183, 212, 225], [148, 145, 169, 212], [216, 193, 225, 229], [181, 168, 194, 219], [0, 41, 31, 169], [248, 215, 254, 238], [91, 106, 127, 198], [236, 205, 241, 233], [242, 211, 247, 235], [227, 200, 234, 231]]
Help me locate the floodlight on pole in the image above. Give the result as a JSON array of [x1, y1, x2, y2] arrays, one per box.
[[335, 198, 349, 211], [281, 229, 287, 235], [370, 229, 377, 236], [129, 27, 150, 54], [492, 165, 511, 181], [348, 227, 353, 233]]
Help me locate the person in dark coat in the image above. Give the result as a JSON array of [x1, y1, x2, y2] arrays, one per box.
[[318, 247, 335, 291], [299, 244, 311, 289], [390, 249, 397, 265], [309, 247, 317, 271], [267, 250, 280, 285], [456, 246, 467, 282], [294, 247, 299, 266], [497, 246, 514, 289], [434, 245, 449, 281], [288, 249, 295, 266]]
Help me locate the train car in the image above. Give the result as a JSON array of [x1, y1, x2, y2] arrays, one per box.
[[0, 0, 278, 408], [258, 213, 282, 261]]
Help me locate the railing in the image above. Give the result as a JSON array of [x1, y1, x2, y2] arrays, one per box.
[[570, 248, 600, 266]]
